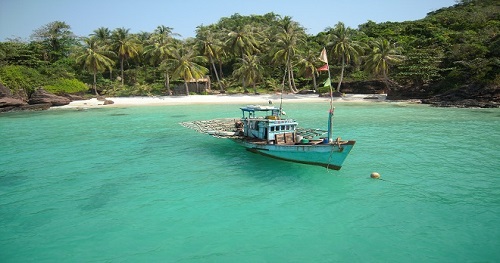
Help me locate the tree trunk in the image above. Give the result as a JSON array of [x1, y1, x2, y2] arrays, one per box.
[[120, 57, 124, 86], [93, 69, 99, 95], [241, 52, 247, 93], [287, 63, 293, 93], [253, 82, 257, 94], [218, 60, 224, 78], [210, 56, 223, 91], [383, 70, 389, 94], [290, 69, 298, 93], [242, 82, 248, 93], [287, 63, 298, 93], [336, 55, 345, 92], [184, 81, 190, 96], [164, 72, 172, 95], [312, 72, 317, 91]]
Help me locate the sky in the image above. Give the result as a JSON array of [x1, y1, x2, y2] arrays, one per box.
[[0, 0, 457, 41]]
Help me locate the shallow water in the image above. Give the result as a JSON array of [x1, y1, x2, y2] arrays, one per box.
[[1, 102, 499, 262]]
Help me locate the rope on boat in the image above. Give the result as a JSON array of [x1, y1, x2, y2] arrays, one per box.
[[326, 138, 342, 171]]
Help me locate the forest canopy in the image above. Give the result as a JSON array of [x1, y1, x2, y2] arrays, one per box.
[[0, 0, 498, 99]]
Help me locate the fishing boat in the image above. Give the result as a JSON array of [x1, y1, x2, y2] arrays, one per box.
[[181, 48, 355, 170], [181, 104, 355, 170]]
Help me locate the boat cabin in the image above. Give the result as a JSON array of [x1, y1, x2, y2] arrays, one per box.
[[240, 105, 298, 144]]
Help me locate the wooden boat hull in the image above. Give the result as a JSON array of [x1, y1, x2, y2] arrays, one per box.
[[234, 140, 356, 170]]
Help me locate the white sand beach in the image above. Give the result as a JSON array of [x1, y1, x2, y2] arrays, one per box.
[[55, 93, 388, 109]]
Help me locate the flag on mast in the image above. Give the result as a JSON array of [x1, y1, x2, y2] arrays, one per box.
[[317, 64, 329, 71], [319, 47, 328, 64], [323, 77, 331, 87]]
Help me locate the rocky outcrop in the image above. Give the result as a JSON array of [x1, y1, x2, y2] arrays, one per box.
[[337, 80, 499, 108], [338, 80, 387, 94], [1, 84, 74, 112], [1, 105, 52, 113], [0, 83, 12, 97], [0, 83, 28, 112], [330, 80, 413, 97], [421, 84, 499, 108], [63, 93, 85, 101], [0, 96, 26, 107], [386, 85, 433, 100], [29, 88, 71, 106], [103, 99, 114, 105], [317, 80, 388, 97]]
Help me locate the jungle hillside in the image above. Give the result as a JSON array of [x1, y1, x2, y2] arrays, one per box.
[[0, 0, 498, 107]]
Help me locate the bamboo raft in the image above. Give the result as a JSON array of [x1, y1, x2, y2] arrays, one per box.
[[180, 118, 329, 140], [180, 118, 240, 138]]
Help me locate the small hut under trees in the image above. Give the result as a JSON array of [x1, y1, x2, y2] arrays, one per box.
[[174, 76, 211, 95]]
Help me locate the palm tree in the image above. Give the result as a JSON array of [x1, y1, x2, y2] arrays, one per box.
[[110, 28, 142, 85], [233, 54, 264, 94], [165, 47, 208, 95], [225, 25, 262, 89], [144, 26, 177, 95], [91, 27, 111, 45], [226, 25, 261, 59], [272, 16, 306, 93], [74, 37, 115, 95], [196, 25, 225, 91], [297, 49, 321, 91], [326, 22, 365, 92], [364, 38, 405, 91], [153, 25, 180, 39], [91, 27, 113, 79]]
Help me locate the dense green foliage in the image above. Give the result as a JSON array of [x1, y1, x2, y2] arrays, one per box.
[[0, 0, 498, 97], [0, 65, 45, 98], [44, 78, 88, 95]]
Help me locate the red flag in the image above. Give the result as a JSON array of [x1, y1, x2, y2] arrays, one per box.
[[317, 64, 329, 71], [319, 47, 328, 64]]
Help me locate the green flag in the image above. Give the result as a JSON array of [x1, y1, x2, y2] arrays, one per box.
[[323, 77, 331, 87]]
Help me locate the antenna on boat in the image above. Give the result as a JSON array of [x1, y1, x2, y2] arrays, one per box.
[[279, 54, 290, 117]]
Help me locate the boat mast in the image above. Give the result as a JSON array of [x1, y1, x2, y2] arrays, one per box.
[[321, 47, 335, 143], [328, 59, 334, 143]]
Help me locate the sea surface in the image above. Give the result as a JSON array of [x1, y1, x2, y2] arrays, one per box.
[[1, 102, 499, 262]]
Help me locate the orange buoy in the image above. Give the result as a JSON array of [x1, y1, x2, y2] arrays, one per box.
[[370, 172, 381, 179]]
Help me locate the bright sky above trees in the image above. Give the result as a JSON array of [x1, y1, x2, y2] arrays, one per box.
[[0, 0, 456, 41]]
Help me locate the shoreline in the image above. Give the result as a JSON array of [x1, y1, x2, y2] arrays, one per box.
[[54, 94, 389, 109]]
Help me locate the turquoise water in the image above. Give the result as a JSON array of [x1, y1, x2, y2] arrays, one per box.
[[1, 102, 499, 262]]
